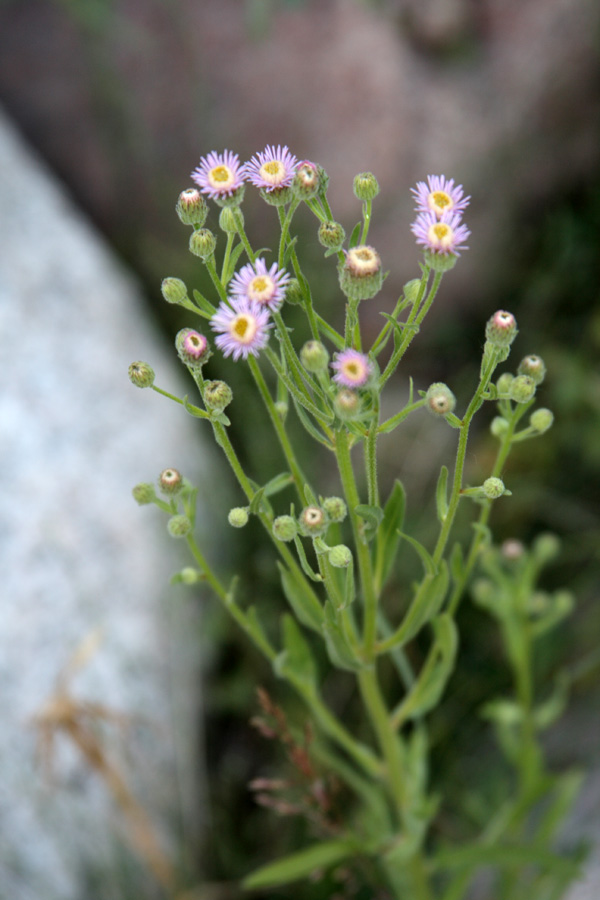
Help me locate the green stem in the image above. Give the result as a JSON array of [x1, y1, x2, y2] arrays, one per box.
[[360, 199, 372, 245], [220, 231, 234, 283], [204, 256, 229, 305], [233, 208, 255, 263], [380, 268, 441, 388], [366, 397, 380, 508]]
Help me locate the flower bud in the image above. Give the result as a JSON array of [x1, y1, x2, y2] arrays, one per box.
[[509, 375, 536, 404], [322, 496, 347, 523], [318, 220, 346, 250], [272, 515, 297, 542], [167, 515, 191, 538], [403, 278, 421, 305], [482, 477, 506, 499], [338, 245, 383, 301], [485, 310, 518, 348], [298, 505, 328, 537], [496, 372, 514, 395], [259, 185, 294, 207], [219, 206, 240, 234], [284, 278, 304, 305], [274, 401, 288, 419], [228, 507, 249, 528], [334, 389, 361, 420], [300, 340, 330, 373], [328, 544, 353, 568], [353, 172, 380, 201], [132, 482, 156, 505], [292, 160, 322, 200], [423, 249, 458, 272], [501, 539, 525, 560], [176, 328, 211, 367], [204, 380, 233, 412], [128, 361, 155, 389], [518, 354, 546, 385], [530, 407, 554, 433], [179, 567, 202, 585], [490, 416, 509, 437], [158, 467, 183, 495], [176, 188, 208, 226], [532, 532, 560, 563], [161, 277, 189, 306], [189, 227, 217, 260], [426, 382, 456, 416]]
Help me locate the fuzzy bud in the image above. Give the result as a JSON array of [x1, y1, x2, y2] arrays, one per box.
[[533, 532, 560, 563], [322, 496, 348, 523], [259, 185, 294, 207], [298, 505, 328, 537], [161, 277, 189, 306], [502, 539, 525, 560], [176, 188, 208, 226], [328, 544, 353, 568], [338, 245, 383, 301], [518, 354, 546, 385], [485, 310, 518, 348], [128, 361, 155, 389], [318, 220, 346, 250], [509, 375, 536, 404], [482, 477, 506, 500], [403, 278, 421, 305], [353, 172, 380, 202], [219, 206, 240, 234], [272, 515, 297, 542], [167, 515, 191, 538], [189, 228, 216, 261], [530, 407, 554, 433], [132, 482, 156, 505], [158, 467, 183, 495], [334, 389, 361, 420], [283, 278, 304, 305], [228, 507, 249, 528], [292, 161, 322, 200], [176, 328, 211, 367], [496, 372, 514, 395], [204, 380, 233, 412], [179, 567, 201, 585], [426, 382, 456, 416], [423, 249, 458, 272], [490, 416, 509, 438], [300, 340, 330, 373]]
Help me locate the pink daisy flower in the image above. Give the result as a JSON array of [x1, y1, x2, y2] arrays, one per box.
[[191, 150, 245, 201], [331, 349, 373, 389], [210, 299, 272, 360], [411, 175, 470, 219], [229, 258, 291, 311], [242, 144, 298, 191], [411, 210, 470, 256]]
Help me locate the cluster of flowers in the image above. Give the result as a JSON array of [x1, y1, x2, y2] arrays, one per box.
[[410, 174, 471, 256]]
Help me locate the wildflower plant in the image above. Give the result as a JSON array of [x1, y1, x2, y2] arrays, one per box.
[[130, 148, 583, 898]]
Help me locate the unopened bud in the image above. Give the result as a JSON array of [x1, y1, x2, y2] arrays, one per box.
[[272, 515, 297, 542], [338, 245, 383, 301], [403, 278, 421, 305], [204, 380, 233, 412], [176, 188, 208, 226], [176, 328, 211, 367], [284, 278, 304, 305], [128, 361, 155, 389], [293, 160, 322, 200], [322, 496, 347, 523], [132, 482, 156, 505], [496, 372, 514, 395], [189, 227, 217, 260], [509, 375, 536, 404], [300, 340, 330, 373], [159, 467, 183, 495], [485, 310, 518, 347], [161, 277, 189, 306], [483, 477, 506, 499], [530, 408, 554, 433], [179, 567, 201, 585], [298, 505, 328, 537], [518, 354, 546, 385], [228, 507, 249, 528], [502, 539, 525, 560], [353, 172, 380, 202], [533, 532, 560, 563], [318, 220, 346, 250], [490, 416, 509, 437], [167, 515, 191, 538], [334, 389, 361, 420], [328, 544, 353, 568], [426, 382, 456, 416], [259, 185, 293, 207], [219, 206, 240, 234]]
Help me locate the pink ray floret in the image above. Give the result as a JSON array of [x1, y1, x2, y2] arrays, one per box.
[[191, 150, 245, 200], [210, 298, 272, 360], [411, 210, 470, 256], [412, 175, 470, 219], [229, 258, 291, 311], [331, 349, 373, 388], [242, 145, 298, 191]]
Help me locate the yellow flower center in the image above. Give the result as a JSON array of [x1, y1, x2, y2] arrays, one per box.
[[248, 275, 274, 303], [208, 165, 235, 191], [428, 190, 453, 216], [259, 160, 286, 186], [428, 222, 454, 251], [230, 313, 258, 344]]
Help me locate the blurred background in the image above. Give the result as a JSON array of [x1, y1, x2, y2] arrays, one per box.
[[1, 0, 599, 898]]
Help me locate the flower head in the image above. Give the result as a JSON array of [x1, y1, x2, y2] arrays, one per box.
[[411, 211, 470, 256], [338, 245, 383, 301], [412, 175, 470, 219], [331, 349, 373, 388], [243, 145, 298, 191], [229, 258, 291, 311], [210, 299, 272, 360], [191, 150, 245, 204]]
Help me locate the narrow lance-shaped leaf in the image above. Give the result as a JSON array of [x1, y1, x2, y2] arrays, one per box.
[[273, 614, 317, 688], [243, 839, 355, 890], [373, 480, 406, 592], [436, 465, 449, 524], [277, 562, 324, 633], [393, 614, 458, 726]]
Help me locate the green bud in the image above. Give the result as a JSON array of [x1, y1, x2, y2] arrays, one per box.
[[219, 206, 239, 234], [176, 188, 208, 226], [426, 382, 456, 416], [530, 407, 554, 433], [483, 477, 506, 499], [485, 310, 518, 347], [338, 245, 383, 301], [228, 507, 249, 528], [328, 544, 353, 568], [259, 185, 294, 207], [496, 372, 514, 395], [334, 389, 361, 420], [161, 277, 189, 306], [509, 375, 536, 404], [423, 249, 458, 272], [318, 220, 346, 250], [353, 172, 380, 201], [532, 532, 560, 563], [132, 482, 156, 505], [179, 567, 202, 585], [284, 278, 304, 305], [322, 496, 347, 523], [298, 505, 328, 537], [292, 161, 322, 200], [501, 539, 525, 560], [189, 227, 217, 260], [403, 278, 421, 305], [204, 380, 233, 412], [158, 467, 183, 495], [490, 416, 509, 437], [167, 515, 191, 538], [272, 515, 297, 542], [472, 578, 495, 604], [128, 361, 155, 389], [300, 340, 330, 373], [518, 354, 546, 385]]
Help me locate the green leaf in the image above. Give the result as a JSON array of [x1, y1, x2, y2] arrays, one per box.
[[262, 471, 294, 497], [533, 670, 570, 730], [449, 542, 465, 586], [321, 601, 364, 671], [192, 288, 217, 316], [434, 842, 580, 878], [221, 241, 246, 285], [243, 839, 355, 890], [436, 465, 449, 523], [398, 531, 436, 577], [392, 614, 458, 725], [273, 614, 317, 688], [379, 563, 449, 652], [182, 395, 210, 419], [348, 221, 362, 248], [355, 503, 384, 542], [282, 234, 299, 267], [293, 535, 323, 583], [292, 396, 334, 448], [374, 480, 406, 591], [278, 563, 324, 632]]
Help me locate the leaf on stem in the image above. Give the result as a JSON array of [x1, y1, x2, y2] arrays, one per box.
[[436, 465, 449, 524], [392, 614, 458, 727], [322, 601, 364, 671], [192, 288, 218, 316], [373, 480, 406, 592], [273, 614, 318, 689], [278, 563, 324, 632], [243, 838, 355, 890]]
